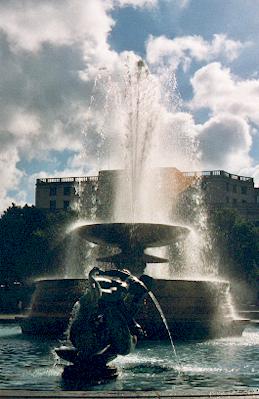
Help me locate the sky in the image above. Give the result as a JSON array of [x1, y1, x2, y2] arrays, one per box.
[[1, 0, 259, 211]]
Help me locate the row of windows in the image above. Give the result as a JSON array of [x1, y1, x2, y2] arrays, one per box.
[[225, 183, 247, 194], [49, 186, 72, 196], [226, 197, 247, 204], [50, 200, 70, 210], [49, 183, 249, 197]]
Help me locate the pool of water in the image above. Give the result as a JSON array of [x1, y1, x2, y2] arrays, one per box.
[[0, 323, 259, 394]]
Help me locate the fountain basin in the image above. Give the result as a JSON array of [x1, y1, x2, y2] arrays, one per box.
[[74, 222, 189, 275], [18, 278, 88, 336], [137, 279, 248, 340], [19, 277, 248, 340], [76, 222, 188, 248]]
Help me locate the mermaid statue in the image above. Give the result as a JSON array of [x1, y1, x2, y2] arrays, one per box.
[[56, 266, 153, 383]]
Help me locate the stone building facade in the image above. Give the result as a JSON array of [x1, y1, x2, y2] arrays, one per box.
[[35, 175, 98, 211], [184, 170, 259, 223], [35, 168, 259, 224]]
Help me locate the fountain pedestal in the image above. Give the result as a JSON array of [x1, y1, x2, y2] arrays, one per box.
[[76, 222, 188, 276]]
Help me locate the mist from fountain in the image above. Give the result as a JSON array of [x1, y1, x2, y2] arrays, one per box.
[[92, 57, 215, 280], [67, 54, 222, 284]]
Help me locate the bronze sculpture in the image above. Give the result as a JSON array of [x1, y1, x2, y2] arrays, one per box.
[[56, 266, 153, 383]]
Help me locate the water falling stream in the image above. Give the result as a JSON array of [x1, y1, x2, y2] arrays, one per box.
[[148, 291, 182, 373]]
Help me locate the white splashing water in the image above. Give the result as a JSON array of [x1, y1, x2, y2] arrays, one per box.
[[112, 60, 164, 222], [76, 55, 219, 282], [83, 56, 198, 225]]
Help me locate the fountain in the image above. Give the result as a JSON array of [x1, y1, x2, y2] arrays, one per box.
[[73, 222, 248, 341], [19, 59, 248, 346], [19, 219, 248, 342]]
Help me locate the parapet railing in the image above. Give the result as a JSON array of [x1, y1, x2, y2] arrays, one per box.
[[183, 170, 253, 182], [37, 170, 253, 184], [36, 176, 99, 184]]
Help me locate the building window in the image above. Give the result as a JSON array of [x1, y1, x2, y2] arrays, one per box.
[[232, 198, 237, 205], [226, 182, 229, 191], [241, 186, 247, 195], [50, 200, 56, 210], [63, 200, 70, 210], [49, 186, 57, 196], [242, 200, 247, 204], [226, 196, 229, 203], [64, 186, 71, 196], [201, 181, 207, 190], [233, 185, 237, 193]]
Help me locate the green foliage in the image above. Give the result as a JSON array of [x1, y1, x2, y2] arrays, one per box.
[[0, 203, 77, 283], [208, 208, 259, 293]]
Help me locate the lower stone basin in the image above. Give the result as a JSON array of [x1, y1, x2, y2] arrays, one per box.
[[19, 277, 248, 340], [136, 279, 248, 340], [18, 278, 88, 337]]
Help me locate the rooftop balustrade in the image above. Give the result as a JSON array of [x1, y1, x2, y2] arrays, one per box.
[[37, 176, 99, 184], [36, 169, 253, 185], [183, 170, 253, 182]]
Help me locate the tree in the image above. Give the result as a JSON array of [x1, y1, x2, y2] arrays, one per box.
[[208, 208, 259, 303], [0, 204, 78, 282]]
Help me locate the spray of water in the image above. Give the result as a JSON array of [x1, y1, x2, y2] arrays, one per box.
[[64, 220, 97, 278], [75, 55, 220, 283], [81, 57, 196, 225]]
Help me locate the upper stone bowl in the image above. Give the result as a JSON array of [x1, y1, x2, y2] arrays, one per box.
[[75, 222, 189, 250]]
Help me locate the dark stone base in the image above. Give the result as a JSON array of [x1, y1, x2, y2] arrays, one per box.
[[61, 364, 118, 388], [56, 346, 118, 388]]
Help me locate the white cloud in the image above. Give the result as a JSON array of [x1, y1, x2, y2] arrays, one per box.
[[197, 113, 252, 172], [0, 0, 113, 209], [115, 0, 157, 7], [0, 0, 114, 53], [178, 0, 190, 8], [0, 147, 24, 213], [239, 165, 259, 186], [6, 110, 41, 137], [0, 0, 122, 80], [188, 63, 259, 175], [0, 0, 161, 210], [146, 34, 248, 70], [190, 62, 259, 125]]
